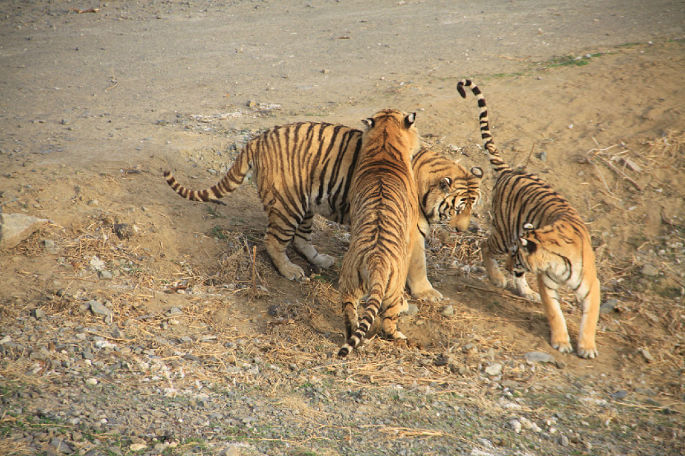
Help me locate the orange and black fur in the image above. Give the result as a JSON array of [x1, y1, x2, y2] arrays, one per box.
[[338, 109, 420, 358], [164, 123, 482, 301], [458, 79, 600, 358]]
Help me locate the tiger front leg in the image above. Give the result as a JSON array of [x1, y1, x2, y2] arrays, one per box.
[[537, 274, 573, 354], [576, 277, 600, 359], [264, 227, 306, 281], [292, 212, 335, 269], [405, 229, 443, 302]]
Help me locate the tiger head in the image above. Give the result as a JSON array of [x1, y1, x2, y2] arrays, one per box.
[[417, 163, 483, 231], [361, 109, 420, 157]]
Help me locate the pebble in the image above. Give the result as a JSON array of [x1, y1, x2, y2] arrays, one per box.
[[404, 303, 419, 316], [440, 305, 454, 316], [42, 239, 58, 254], [98, 270, 113, 280], [640, 264, 659, 277], [600, 298, 618, 314], [129, 443, 147, 451], [85, 378, 98, 386], [638, 347, 654, 363], [509, 419, 522, 433], [485, 363, 502, 376], [31, 308, 46, 320], [88, 300, 111, 317], [524, 351, 556, 364], [113, 223, 134, 240]]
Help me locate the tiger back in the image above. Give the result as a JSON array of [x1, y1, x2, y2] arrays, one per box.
[[338, 109, 420, 358], [164, 122, 482, 302], [457, 79, 601, 359]]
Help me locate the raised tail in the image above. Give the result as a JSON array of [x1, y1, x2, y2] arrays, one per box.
[[338, 269, 387, 358], [163, 140, 257, 205], [456, 79, 510, 174]]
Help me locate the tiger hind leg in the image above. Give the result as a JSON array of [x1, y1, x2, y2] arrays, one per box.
[[513, 271, 541, 302], [380, 295, 408, 341], [537, 274, 573, 354], [482, 239, 508, 289], [341, 290, 362, 341], [292, 212, 335, 269]]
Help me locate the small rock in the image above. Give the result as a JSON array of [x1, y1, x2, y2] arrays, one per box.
[[51, 437, 74, 454], [85, 378, 98, 386], [440, 305, 454, 316], [600, 298, 618, 314], [0, 213, 50, 248], [640, 264, 659, 277], [524, 351, 556, 364], [485, 363, 502, 376], [536, 151, 547, 161], [638, 347, 654, 363], [167, 306, 183, 316], [89, 256, 106, 272], [129, 443, 147, 452], [559, 435, 570, 446], [42, 239, 58, 254], [462, 343, 477, 354], [98, 270, 113, 280], [610, 390, 628, 400], [0, 335, 11, 344], [88, 300, 112, 317], [434, 353, 449, 367], [113, 223, 134, 240], [246, 100, 257, 108], [31, 308, 46, 320], [509, 419, 522, 434], [404, 303, 419, 316]]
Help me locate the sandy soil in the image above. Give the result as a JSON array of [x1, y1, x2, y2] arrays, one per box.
[[1, 1, 684, 455]]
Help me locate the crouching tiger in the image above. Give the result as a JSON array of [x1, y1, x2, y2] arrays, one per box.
[[458, 79, 601, 359], [164, 122, 482, 302], [338, 109, 420, 358]]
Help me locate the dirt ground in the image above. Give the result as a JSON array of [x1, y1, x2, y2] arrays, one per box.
[[1, 1, 684, 455]]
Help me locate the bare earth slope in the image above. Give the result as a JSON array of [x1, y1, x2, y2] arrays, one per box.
[[0, 1, 684, 455]]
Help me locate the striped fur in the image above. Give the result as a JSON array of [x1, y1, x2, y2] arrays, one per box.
[[338, 109, 420, 358], [458, 79, 600, 359], [164, 122, 482, 301]]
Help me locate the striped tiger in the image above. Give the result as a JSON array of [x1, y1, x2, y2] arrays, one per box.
[[164, 122, 482, 301], [338, 109, 420, 358], [457, 79, 600, 359]]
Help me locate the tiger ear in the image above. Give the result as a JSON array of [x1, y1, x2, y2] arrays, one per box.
[[362, 118, 374, 129], [404, 112, 416, 128], [471, 167, 483, 178], [440, 177, 452, 191]]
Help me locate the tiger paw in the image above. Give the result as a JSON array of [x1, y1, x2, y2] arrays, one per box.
[[551, 340, 573, 354], [312, 253, 335, 268], [277, 261, 306, 281], [577, 344, 598, 359], [411, 287, 444, 302], [486, 270, 508, 289]]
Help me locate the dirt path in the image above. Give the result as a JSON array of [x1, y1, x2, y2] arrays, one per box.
[[1, 2, 684, 456]]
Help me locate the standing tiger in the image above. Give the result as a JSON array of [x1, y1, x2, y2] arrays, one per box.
[[338, 109, 420, 358], [164, 122, 482, 301], [457, 79, 600, 359]]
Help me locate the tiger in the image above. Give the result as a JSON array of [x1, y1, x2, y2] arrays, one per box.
[[164, 122, 483, 302], [457, 79, 600, 359], [338, 109, 420, 358]]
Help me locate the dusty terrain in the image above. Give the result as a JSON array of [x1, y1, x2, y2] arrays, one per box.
[[1, 1, 684, 455]]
